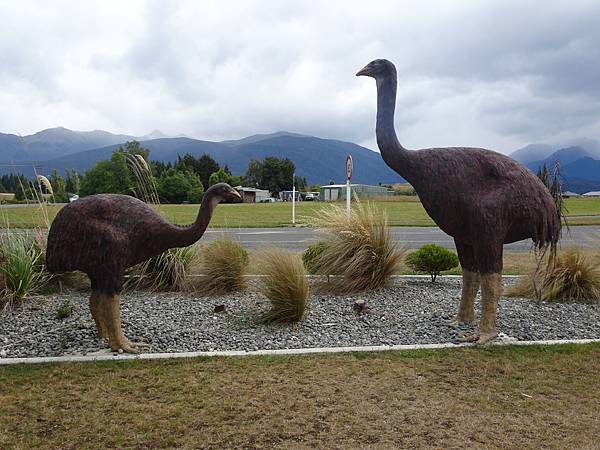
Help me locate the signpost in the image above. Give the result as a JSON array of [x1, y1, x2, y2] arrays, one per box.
[[345, 155, 353, 213]]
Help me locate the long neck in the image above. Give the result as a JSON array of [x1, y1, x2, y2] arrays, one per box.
[[375, 73, 413, 181], [168, 194, 217, 248]]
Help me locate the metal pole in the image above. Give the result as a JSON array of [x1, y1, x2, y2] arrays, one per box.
[[292, 174, 296, 226], [346, 179, 351, 214]]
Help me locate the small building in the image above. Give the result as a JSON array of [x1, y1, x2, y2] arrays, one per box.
[[582, 191, 600, 197], [234, 186, 271, 203], [321, 184, 391, 201], [563, 191, 580, 198]]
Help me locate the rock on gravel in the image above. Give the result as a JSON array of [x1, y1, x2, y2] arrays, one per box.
[[1, 278, 599, 358]]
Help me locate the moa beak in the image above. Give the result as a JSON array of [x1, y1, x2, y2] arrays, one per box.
[[356, 65, 370, 77], [231, 189, 242, 199]]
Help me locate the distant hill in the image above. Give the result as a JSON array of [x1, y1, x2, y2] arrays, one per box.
[[0, 127, 174, 163], [0, 129, 402, 185], [510, 143, 555, 165]]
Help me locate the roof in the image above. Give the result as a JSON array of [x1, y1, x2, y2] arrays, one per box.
[[234, 186, 269, 193], [321, 184, 387, 188], [563, 191, 580, 196], [582, 191, 600, 196]]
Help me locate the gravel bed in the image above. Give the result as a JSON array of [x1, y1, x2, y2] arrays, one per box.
[[1, 277, 599, 358]]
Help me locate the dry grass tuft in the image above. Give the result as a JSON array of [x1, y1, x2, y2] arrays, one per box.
[[259, 248, 309, 323], [308, 201, 404, 293], [195, 240, 249, 295], [129, 246, 199, 292], [507, 248, 600, 303]]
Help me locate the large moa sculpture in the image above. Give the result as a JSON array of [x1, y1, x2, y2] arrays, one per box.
[[357, 59, 560, 343], [46, 183, 241, 352]]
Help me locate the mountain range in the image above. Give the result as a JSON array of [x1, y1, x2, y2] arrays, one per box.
[[1, 127, 599, 192], [509, 142, 600, 193], [0, 128, 400, 185]]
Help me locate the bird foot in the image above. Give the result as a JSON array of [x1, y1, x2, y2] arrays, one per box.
[[109, 337, 148, 354], [457, 331, 497, 345], [444, 316, 473, 328]]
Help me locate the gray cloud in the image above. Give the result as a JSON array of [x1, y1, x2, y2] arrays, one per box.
[[1, 0, 599, 154]]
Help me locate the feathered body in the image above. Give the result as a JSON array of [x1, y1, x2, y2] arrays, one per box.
[[358, 59, 560, 342], [384, 147, 559, 271], [46, 182, 240, 352]]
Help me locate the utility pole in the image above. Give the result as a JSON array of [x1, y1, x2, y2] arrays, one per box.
[[292, 172, 296, 226]]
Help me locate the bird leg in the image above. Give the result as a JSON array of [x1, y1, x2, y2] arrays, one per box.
[[89, 291, 108, 339], [458, 272, 502, 344], [446, 270, 480, 327], [98, 294, 140, 354]]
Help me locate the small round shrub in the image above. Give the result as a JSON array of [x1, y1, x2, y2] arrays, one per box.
[[302, 241, 328, 274], [406, 244, 459, 282]]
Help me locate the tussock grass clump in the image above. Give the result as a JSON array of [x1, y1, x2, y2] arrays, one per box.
[[507, 249, 600, 303], [302, 241, 328, 274], [309, 201, 404, 293], [0, 231, 48, 306], [130, 246, 199, 292], [259, 248, 309, 323], [196, 240, 249, 295]]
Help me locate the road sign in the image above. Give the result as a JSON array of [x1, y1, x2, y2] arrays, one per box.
[[346, 155, 353, 180]]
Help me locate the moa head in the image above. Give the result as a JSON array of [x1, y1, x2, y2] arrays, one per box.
[[206, 183, 242, 202], [356, 59, 396, 79]]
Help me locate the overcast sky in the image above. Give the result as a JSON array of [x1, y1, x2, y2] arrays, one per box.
[[1, 0, 599, 153]]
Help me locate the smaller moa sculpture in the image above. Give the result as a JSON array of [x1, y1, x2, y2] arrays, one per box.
[[357, 59, 560, 343], [46, 183, 241, 352]]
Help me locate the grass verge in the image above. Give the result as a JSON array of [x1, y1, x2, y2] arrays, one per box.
[[2, 196, 599, 228], [0, 344, 599, 449]]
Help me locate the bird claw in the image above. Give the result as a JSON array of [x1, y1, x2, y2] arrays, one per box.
[[109, 338, 148, 354], [457, 331, 497, 345]]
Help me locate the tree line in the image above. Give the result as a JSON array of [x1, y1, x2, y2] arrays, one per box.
[[1, 141, 309, 204]]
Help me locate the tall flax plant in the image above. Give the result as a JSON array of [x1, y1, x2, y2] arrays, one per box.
[[125, 154, 197, 291], [0, 231, 48, 308], [309, 201, 404, 293]]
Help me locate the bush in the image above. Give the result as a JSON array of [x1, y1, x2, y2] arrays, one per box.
[[259, 248, 309, 323], [507, 249, 600, 303], [406, 244, 459, 282], [196, 240, 249, 295], [56, 299, 73, 319], [309, 202, 404, 293], [0, 231, 48, 305], [302, 241, 328, 274], [129, 245, 199, 292]]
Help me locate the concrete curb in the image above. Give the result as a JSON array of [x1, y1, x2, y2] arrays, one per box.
[[1, 338, 599, 366]]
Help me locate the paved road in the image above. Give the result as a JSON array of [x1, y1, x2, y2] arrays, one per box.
[[203, 226, 600, 252]]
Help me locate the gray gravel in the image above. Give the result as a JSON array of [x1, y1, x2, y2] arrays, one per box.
[[1, 277, 599, 358]]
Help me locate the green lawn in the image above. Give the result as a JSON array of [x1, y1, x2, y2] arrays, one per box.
[[1, 344, 599, 449], [1, 197, 599, 228]]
